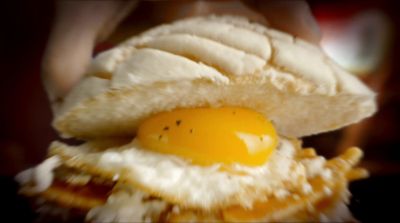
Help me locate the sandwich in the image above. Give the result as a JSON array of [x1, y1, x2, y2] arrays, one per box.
[[16, 15, 376, 222]]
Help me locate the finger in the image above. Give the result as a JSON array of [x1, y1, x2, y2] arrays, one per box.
[[254, 0, 321, 44], [152, 0, 267, 25], [42, 1, 137, 103], [97, 1, 138, 42]]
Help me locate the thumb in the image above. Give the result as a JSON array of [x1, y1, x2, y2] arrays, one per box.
[[42, 1, 137, 106]]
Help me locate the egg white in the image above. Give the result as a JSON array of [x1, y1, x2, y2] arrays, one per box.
[[93, 138, 308, 209]]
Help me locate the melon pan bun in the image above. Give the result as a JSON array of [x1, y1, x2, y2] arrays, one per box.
[[53, 15, 376, 139]]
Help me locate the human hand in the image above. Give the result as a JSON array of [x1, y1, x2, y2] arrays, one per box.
[[42, 0, 320, 108], [42, 0, 137, 106]]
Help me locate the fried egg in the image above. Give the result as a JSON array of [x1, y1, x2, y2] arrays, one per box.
[[97, 138, 305, 209], [17, 106, 366, 223], [86, 107, 312, 209]]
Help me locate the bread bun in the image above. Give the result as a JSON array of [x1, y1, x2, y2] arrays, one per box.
[[53, 15, 376, 139]]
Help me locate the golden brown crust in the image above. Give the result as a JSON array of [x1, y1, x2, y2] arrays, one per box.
[[165, 165, 353, 222], [32, 144, 367, 222], [38, 185, 106, 211]]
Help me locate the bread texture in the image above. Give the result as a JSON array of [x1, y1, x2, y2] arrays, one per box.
[[53, 15, 376, 139], [22, 140, 365, 222]]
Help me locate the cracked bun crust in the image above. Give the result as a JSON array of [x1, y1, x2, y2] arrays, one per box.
[[53, 15, 376, 139]]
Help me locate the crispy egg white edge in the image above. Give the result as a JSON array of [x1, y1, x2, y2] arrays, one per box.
[[94, 138, 307, 208], [16, 137, 332, 211]]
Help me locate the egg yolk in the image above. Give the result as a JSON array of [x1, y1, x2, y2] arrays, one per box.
[[137, 107, 278, 166]]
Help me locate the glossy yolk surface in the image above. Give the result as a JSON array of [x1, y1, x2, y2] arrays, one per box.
[[137, 107, 278, 166]]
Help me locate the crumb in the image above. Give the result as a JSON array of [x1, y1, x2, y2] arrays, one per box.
[[302, 183, 313, 194], [323, 186, 332, 196], [113, 174, 120, 181], [275, 189, 289, 199], [321, 169, 332, 181], [172, 205, 180, 214]]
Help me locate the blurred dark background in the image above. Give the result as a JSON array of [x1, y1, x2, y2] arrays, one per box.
[[1, 0, 400, 222]]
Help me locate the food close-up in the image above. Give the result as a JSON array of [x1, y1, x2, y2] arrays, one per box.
[[16, 15, 376, 222], [2, 1, 400, 223]]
